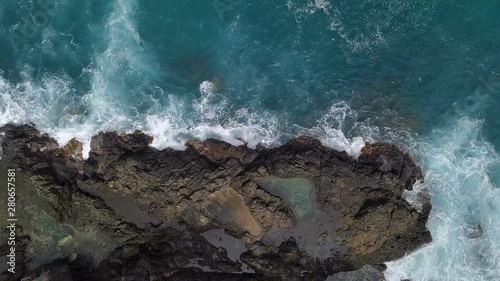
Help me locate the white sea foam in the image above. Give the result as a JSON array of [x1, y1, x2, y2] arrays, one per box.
[[385, 117, 500, 281], [1, 0, 370, 161], [145, 83, 368, 159], [0, 0, 410, 163], [145, 81, 282, 151], [4, 59, 499, 281], [0, 66, 367, 159], [0, 0, 148, 158], [310, 101, 366, 158]]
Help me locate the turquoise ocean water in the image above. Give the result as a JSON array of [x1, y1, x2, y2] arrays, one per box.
[[1, 0, 499, 280]]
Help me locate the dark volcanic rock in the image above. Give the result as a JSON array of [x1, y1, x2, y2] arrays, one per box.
[[0, 124, 431, 281], [325, 265, 385, 281]]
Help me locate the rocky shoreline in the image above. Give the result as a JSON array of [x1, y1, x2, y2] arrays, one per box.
[[0, 124, 431, 281]]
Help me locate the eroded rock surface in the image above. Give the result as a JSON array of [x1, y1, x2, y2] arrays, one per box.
[[206, 188, 263, 237], [0, 124, 431, 281]]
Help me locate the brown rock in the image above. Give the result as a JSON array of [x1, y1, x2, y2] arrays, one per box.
[[206, 188, 262, 237], [0, 125, 431, 281]]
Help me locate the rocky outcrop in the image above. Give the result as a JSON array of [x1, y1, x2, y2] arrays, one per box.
[[0, 124, 431, 281]]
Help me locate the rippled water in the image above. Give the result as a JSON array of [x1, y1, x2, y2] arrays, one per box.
[[0, 1, 499, 280]]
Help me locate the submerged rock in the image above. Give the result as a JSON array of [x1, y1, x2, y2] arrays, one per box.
[[256, 177, 316, 220], [0, 124, 431, 281], [22, 205, 115, 271], [57, 236, 75, 247], [465, 224, 483, 239]]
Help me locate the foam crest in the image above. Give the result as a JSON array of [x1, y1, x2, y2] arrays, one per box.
[[1, 0, 154, 158], [313, 102, 365, 158], [1, 0, 373, 162], [1, 67, 368, 160], [145, 93, 368, 160], [144, 83, 282, 151], [194, 81, 228, 121]]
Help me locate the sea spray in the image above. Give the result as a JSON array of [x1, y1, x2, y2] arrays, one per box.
[[385, 117, 500, 281]]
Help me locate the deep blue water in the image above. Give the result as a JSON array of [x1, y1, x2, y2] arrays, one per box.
[[0, 1, 499, 280]]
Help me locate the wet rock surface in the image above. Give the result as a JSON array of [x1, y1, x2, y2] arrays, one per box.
[[325, 265, 385, 281], [0, 124, 431, 281]]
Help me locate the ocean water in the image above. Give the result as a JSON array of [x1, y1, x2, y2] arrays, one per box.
[[0, 0, 499, 280]]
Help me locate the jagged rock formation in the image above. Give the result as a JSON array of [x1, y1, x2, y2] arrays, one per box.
[[0, 124, 431, 281]]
